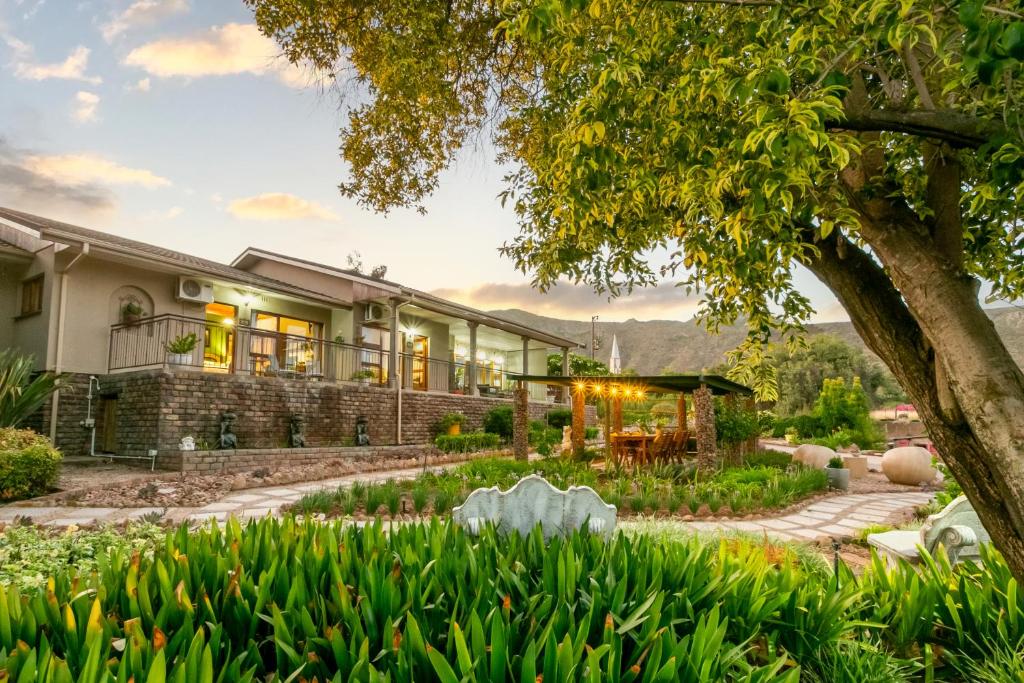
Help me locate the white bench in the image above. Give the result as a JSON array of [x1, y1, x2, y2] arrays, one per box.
[[868, 495, 988, 566], [453, 474, 616, 540]]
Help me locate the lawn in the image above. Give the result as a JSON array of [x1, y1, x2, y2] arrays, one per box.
[[1, 516, 1020, 681], [291, 452, 828, 519]]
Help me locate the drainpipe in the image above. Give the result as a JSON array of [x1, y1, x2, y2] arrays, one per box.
[[49, 243, 89, 442], [391, 299, 411, 445]]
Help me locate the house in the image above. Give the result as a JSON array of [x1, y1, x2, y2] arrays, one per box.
[[0, 207, 584, 464]]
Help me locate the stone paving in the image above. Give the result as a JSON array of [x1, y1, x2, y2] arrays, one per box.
[[0, 458, 934, 543]]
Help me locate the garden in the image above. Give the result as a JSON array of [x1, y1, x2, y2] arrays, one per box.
[[1, 516, 1021, 682], [291, 452, 828, 519]]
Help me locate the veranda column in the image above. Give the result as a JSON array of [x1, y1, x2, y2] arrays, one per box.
[[560, 347, 570, 403], [677, 392, 688, 435], [468, 322, 479, 396], [571, 385, 586, 457], [612, 395, 623, 433], [693, 384, 717, 470], [388, 299, 400, 389], [513, 380, 529, 461]]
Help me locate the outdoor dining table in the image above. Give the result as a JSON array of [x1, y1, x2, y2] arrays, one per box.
[[610, 432, 657, 466]]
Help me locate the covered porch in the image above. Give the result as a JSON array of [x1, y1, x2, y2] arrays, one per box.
[[510, 374, 755, 465]]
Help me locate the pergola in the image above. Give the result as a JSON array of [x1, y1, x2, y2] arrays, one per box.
[[510, 374, 754, 467]]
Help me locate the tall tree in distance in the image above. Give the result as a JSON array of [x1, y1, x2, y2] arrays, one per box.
[[246, 1, 1024, 578]]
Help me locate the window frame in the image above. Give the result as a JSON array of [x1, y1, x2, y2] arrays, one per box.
[[18, 274, 44, 317]]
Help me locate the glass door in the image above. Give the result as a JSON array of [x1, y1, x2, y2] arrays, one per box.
[[204, 302, 236, 372], [411, 335, 429, 390]]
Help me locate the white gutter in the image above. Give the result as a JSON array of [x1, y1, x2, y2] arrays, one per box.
[[49, 243, 89, 441]]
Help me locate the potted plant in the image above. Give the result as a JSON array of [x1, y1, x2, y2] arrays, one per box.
[[350, 369, 375, 386], [121, 301, 144, 325], [825, 456, 849, 491], [438, 412, 465, 436], [165, 332, 198, 366]]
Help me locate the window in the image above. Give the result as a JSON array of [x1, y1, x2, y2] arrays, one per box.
[[20, 275, 43, 316]]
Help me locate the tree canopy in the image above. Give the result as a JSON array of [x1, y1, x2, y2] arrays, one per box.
[[247, 0, 1024, 578], [547, 352, 609, 376]]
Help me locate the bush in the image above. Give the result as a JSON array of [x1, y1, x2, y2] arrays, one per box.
[[0, 428, 61, 501], [544, 408, 572, 429], [714, 400, 759, 446], [430, 412, 465, 437], [757, 410, 776, 435], [482, 405, 513, 441], [433, 431, 502, 453], [743, 449, 792, 469], [584, 426, 599, 440]]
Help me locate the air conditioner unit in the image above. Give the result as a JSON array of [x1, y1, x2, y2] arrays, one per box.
[[176, 277, 214, 304], [363, 303, 389, 322]]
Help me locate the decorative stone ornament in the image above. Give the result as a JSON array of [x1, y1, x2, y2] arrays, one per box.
[[218, 411, 238, 450], [453, 474, 617, 540], [355, 415, 370, 446], [560, 425, 572, 455], [289, 414, 306, 448], [881, 446, 938, 485], [178, 435, 195, 451], [793, 444, 836, 469]]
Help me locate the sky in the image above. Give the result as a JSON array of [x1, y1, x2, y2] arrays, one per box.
[[0, 0, 847, 323]]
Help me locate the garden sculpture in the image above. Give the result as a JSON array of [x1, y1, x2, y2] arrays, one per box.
[[356, 415, 370, 446], [218, 411, 238, 450], [289, 414, 306, 448]]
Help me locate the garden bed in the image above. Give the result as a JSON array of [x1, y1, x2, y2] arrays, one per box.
[[290, 453, 840, 520]]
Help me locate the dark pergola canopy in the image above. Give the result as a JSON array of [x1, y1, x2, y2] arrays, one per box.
[[513, 373, 753, 396]]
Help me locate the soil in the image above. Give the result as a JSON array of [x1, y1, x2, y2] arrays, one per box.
[[25, 449, 511, 509]]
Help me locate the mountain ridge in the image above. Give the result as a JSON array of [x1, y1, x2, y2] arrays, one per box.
[[491, 307, 1024, 374]]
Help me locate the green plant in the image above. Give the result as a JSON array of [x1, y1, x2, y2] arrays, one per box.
[[411, 485, 429, 513], [164, 332, 198, 354], [743, 450, 792, 469], [121, 301, 143, 317], [0, 350, 64, 428], [364, 483, 384, 515], [432, 412, 465, 437], [827, 456, 844, 469], [583, 426, 599, 439], [0, 428, 61, 501], [482, 405, 514, 440], [350, 369, 376, 380], [544, 408, 572, 429], [433, 431, 502, 453]]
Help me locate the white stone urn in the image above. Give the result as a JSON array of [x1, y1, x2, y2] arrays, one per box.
[[881, 446, 938, 485], [793, 444, 836, 469], [166, 352, 191, 366]]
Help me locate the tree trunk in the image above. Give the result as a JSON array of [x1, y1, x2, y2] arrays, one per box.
[[807, 230, 1024, 579]]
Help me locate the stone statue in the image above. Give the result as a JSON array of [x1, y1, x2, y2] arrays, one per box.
[[289, 414, 306, 448], [218, 411, 238, 449], [355, 415, 370, 446], [560, 425, 572, 455], [179, 435, 196, 451]]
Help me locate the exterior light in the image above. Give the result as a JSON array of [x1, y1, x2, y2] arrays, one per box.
[[592, 383, 603, 394], [223, 317, 235, 326], [477, 351, 487, 361], [455, 346, 468, 357], [610, 386, 619, 396], [575, 381, 586, 392]]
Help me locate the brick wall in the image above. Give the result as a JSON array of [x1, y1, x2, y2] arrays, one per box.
[[45, 368, 597, 468]]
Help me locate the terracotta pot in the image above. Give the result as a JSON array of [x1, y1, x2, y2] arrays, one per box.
[[447, 423, 461, 436]]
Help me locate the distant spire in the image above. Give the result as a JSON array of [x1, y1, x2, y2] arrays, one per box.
[[610, 334, 621, 374]]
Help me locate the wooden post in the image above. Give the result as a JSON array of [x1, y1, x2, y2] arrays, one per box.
[[513, 380, 529, 461], [693, 384, 716, 470], [612, 396, 623, 433], [571, 384, 586, 458]]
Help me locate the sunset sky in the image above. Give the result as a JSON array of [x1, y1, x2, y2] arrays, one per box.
[[0, 0, 847, 323]]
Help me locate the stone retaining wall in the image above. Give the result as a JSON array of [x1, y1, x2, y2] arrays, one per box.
[[167, 444, 442, 473], [43, 369, 597, 469]]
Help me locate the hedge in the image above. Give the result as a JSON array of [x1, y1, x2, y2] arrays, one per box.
[[0, 428, 61, 501], [433, 431, 502, 453]]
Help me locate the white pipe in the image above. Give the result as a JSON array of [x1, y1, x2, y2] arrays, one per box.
[[392, 300, 411, 445]]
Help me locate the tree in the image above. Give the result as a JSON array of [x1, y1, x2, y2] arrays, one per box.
[[770, 335, 903, 415], [345, 251, 388, 280], [547, 352, 609, 376], [247, 1, 1024, 577]]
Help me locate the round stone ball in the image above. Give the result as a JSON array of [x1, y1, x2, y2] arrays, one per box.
[[881, 446, 937, 485], [793, 444, 836, 469]]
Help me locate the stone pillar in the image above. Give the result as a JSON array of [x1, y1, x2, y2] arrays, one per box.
[[693, 384, 717, 470], [468, 322, 478, 396], [571, 385, 586, 458], [513, 381, 529, 461], [677, 393, 687, 434], [388, 299, 400, 389]]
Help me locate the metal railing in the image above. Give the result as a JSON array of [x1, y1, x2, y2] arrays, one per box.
[[108, 315, 551, 400]]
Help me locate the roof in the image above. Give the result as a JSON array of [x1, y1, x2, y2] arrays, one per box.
[[233, 247, 584, 349], [0, 208, 347, 307], [514, 374, 754, 395]]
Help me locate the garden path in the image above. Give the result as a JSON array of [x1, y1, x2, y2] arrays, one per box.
[[1, 456, 933, 543]]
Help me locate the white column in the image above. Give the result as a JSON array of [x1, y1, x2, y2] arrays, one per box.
[[468, 322, 478, 396]]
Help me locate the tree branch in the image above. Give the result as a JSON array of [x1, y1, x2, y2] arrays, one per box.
[[829, 109, 1007, 147]]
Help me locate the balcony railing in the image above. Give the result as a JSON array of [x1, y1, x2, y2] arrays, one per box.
[[108, 314, 552, 400]]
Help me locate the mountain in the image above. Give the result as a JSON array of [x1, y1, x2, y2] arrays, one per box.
[[492, 307, 1024, 374]]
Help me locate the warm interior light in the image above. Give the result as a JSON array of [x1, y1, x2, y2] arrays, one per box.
[[477, 351, 487, 361], [223, 317, 235, 326]]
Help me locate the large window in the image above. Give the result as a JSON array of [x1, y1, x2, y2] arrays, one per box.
[[19, 275, 43, 316], [251, 311, 324, 375], [203, 302, 236, 372]]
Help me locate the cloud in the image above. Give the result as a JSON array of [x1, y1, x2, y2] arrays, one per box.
[[6, 39, 102, 84], [0, 138, 116, 215], [72, 91, 100, 123], [22, 152, 171, 188], [431, 280, 703, 322], [133, 77, 151, 91], [123, 22, 307, 86], [227, 193, 339, 221], [101, 0, 189, 42], [143, 205, 183, 220]]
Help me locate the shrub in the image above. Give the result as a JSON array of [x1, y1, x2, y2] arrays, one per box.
[[714, 400, 759, 446], [544, 408, 572, 429], [431, 412, 465, 437], [0, 428, 61, 501], [164, 332, 198, 354], [433, 431, 502, 453], [743, 449, 792, 469], [482, 405, 513, 440], [827, 456, 845, 469], [757, 410, 776, 435], [584, 426, 599, 439]]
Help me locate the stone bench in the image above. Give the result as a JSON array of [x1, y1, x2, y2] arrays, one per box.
[[453, 474, 617, 540], [868, 495, 988, 566]]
